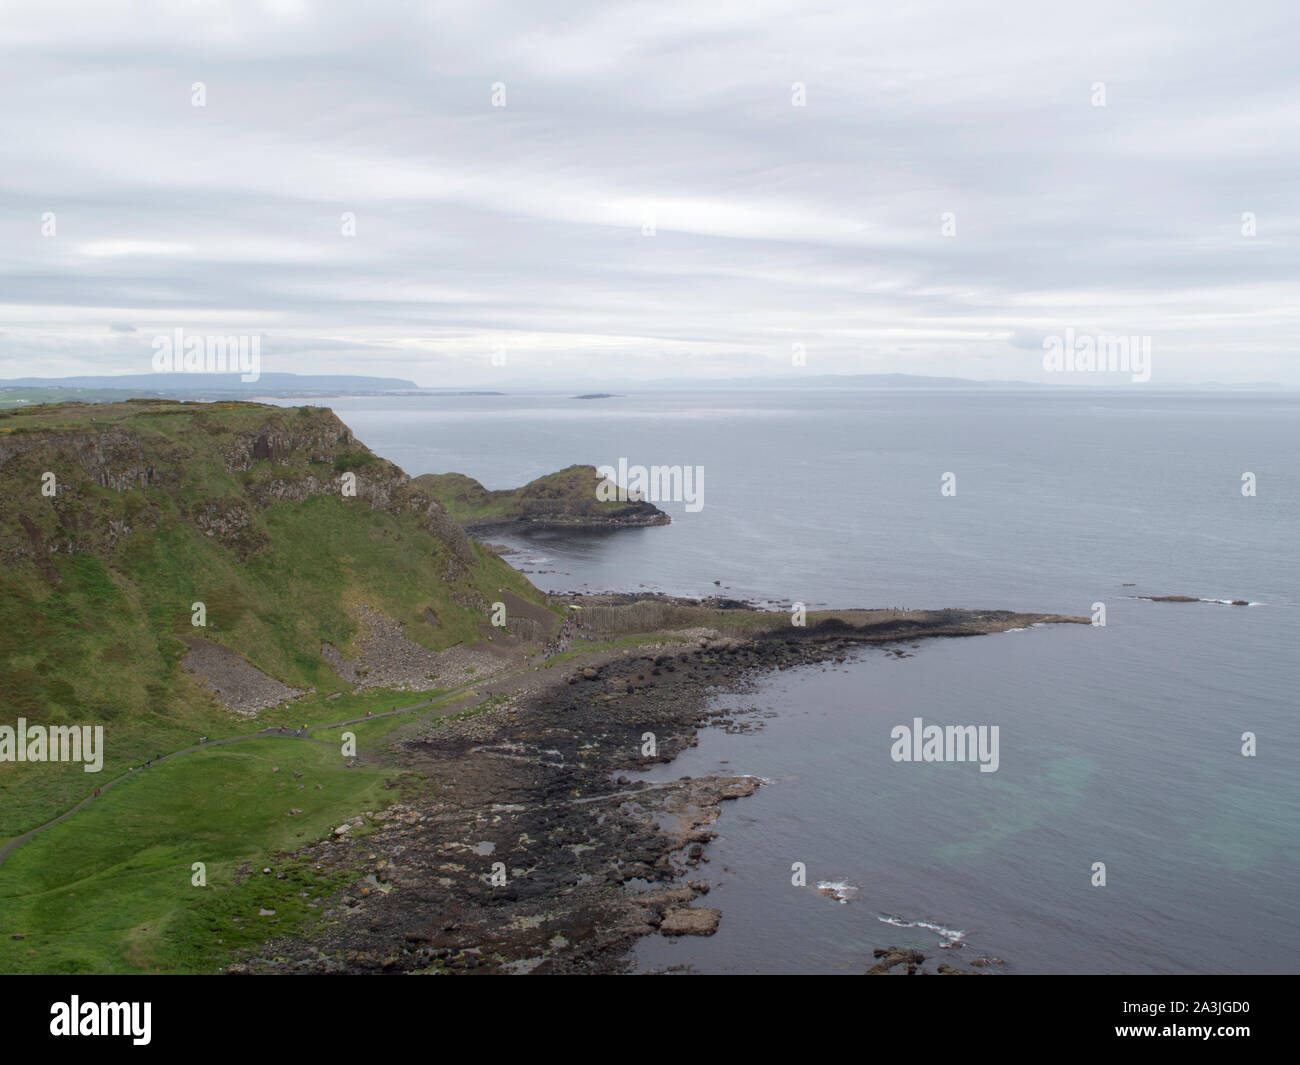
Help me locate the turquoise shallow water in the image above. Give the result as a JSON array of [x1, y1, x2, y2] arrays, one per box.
[[298, 389, 1299, 973]]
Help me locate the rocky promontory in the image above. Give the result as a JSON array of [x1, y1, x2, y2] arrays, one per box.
[[414, 464, 670, 534]]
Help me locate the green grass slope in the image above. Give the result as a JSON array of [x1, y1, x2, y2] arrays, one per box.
[[0, 735, 391, 973]]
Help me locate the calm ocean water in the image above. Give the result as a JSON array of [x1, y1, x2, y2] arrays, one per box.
[[293, 390, 1299, 974]]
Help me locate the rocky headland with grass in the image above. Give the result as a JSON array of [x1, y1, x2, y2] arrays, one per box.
[[414, 465, 670, 535]]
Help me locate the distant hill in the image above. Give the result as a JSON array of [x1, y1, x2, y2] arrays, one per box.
[[0, 372, 420, 395]]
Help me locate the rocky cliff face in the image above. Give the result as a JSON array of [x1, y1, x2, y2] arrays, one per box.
[[513, 469, 670, 528], [222, 422, 355, 471], [0, 427, 161, 564], [0, 427, 160, 491]]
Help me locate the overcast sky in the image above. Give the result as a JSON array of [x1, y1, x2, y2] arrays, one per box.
[[2, 0, 1297, 387]]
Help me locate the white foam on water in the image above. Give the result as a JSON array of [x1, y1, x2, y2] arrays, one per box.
[[877, 913, 966, 944], [816, 881, 858, 904]]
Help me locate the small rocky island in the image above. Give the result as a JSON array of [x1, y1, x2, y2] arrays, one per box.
[[414, 464, 669, 534], [1132, 595, 1250, 606]]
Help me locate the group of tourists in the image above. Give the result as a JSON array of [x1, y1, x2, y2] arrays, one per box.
[[542, 612, 585, 657]]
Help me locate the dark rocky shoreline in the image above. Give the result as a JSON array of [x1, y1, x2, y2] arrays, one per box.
[[464, 503, 669, 536], [231, 608, 1085, 975]]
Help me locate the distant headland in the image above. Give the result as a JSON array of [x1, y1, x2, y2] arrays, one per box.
[[414, 464, 669, 534]]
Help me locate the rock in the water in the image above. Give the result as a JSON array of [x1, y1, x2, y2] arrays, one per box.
[[659, 907, 721, 936], [867, 946, 926, 974]]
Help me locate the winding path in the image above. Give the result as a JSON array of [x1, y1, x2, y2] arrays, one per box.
[[0, 633, 678, 872]]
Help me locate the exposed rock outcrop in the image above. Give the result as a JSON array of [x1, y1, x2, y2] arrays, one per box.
[[180, 636, 308, 716]]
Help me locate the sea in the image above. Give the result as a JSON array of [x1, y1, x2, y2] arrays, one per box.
[[277, 389, 1299, 974]]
